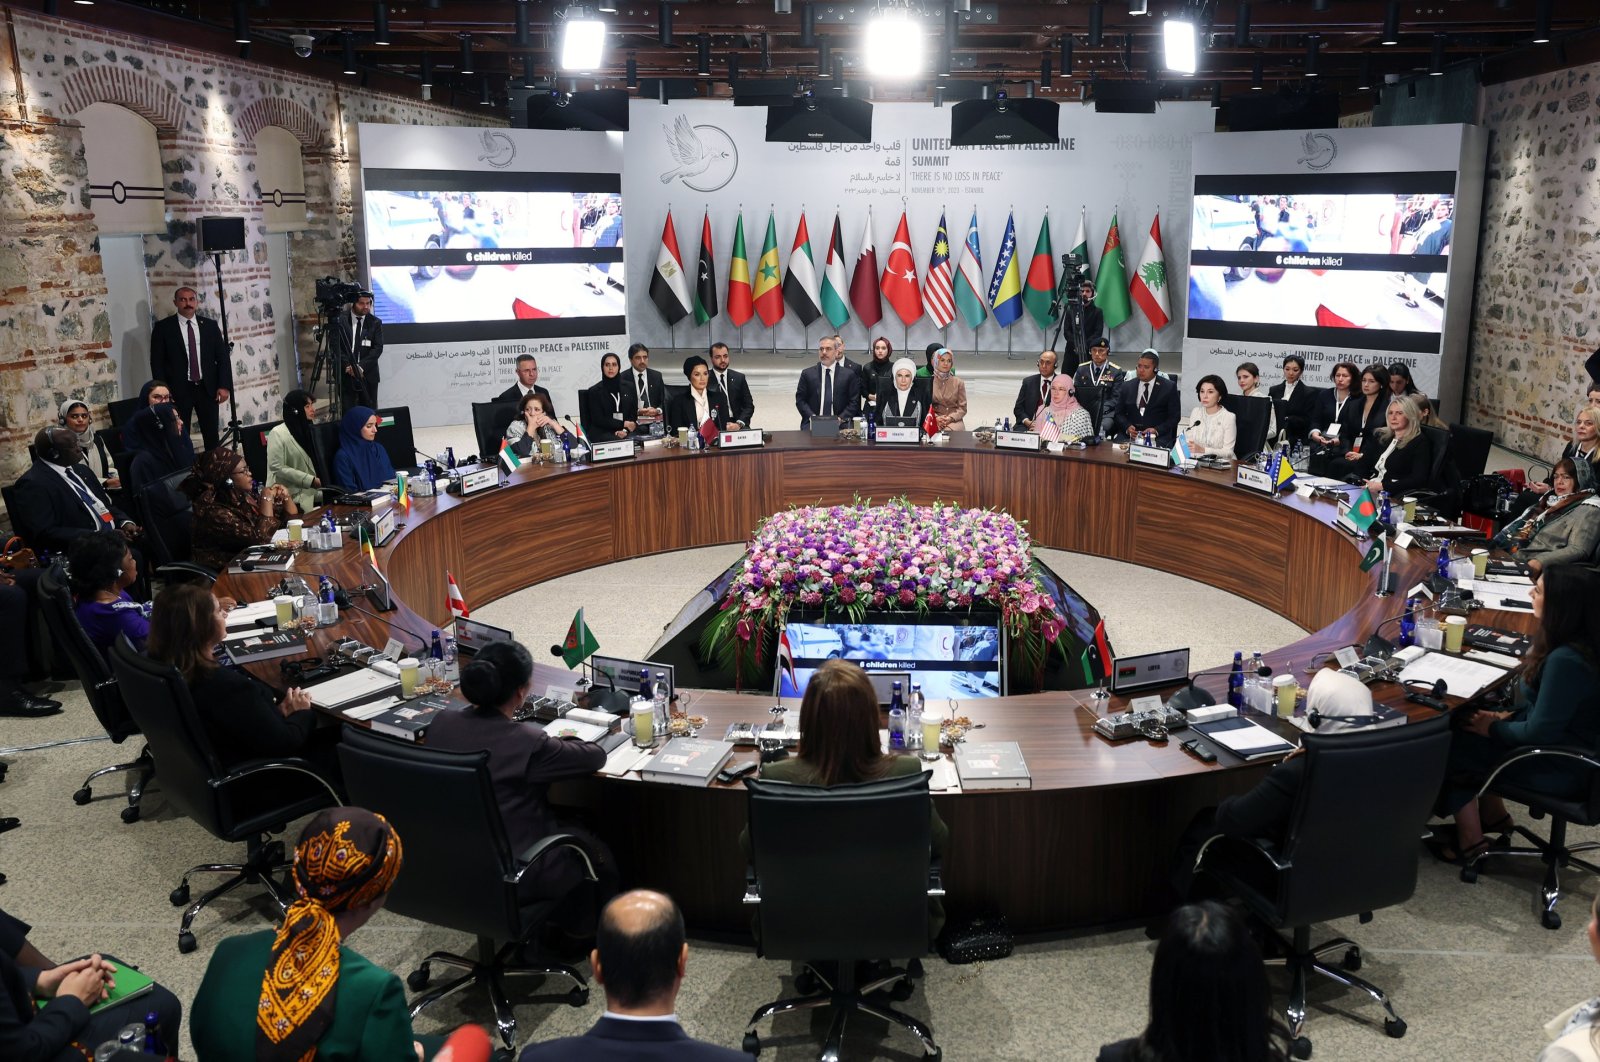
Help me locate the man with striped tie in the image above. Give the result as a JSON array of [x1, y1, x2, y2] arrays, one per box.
[[11, 427, 141, 553]]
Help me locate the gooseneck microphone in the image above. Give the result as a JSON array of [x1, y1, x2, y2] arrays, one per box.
[[346, 601, 428, 650]]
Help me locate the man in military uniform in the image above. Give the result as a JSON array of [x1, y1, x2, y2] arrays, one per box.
[[1073, 336, 1124, 438]]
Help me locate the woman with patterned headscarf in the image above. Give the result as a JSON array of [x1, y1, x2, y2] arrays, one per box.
[[190, 806, 443, 1060]]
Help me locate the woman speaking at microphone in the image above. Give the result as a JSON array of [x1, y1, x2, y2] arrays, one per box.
[[1184, 375, 1237, 457], [667, 355, 727, 436], [1498, 458, 1600, 576], [1034, 377, 1094, 443]]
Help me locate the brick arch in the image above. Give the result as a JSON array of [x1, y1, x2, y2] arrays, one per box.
[[59, 67, 184, 135], [237, 99, 329, 150]]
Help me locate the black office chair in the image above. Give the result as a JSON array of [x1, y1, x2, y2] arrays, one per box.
[[1224, 394, 1273, 459], [313, 421, 342, 487], [1461, 744, 1600, 929], [742, 772, 942, 1061], [472, 401, 519, 461], [0, 485, 26, 542], [106, 396, 142, 429], [36, 564, 153, 824], [374, 405, 418, 471], [1409, 423, 1461, 517], [1194, 715, 1451, 1059], [336, 726, 593, 1053], [107, 637, 339, 953], [239, 420, 279, 484], [1449, 423, 1494, 480]]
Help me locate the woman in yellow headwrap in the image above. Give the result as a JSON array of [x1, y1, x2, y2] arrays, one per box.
[[189, 806, 442, 1060]]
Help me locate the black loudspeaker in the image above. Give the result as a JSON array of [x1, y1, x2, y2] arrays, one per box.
[[1225, 91, 1339, 131], [764, 96, 873, 143], [197, 216, 246, 254], [521, 88, 630, 131], [949, 97, 1060, 146], [731, 77, 799, 106], [1091, 81, 1157, 114]]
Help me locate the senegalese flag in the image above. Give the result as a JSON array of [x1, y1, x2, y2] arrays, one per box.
[[1079, 617, 1113, 685], [561, 607, 601, 668], [1272, 451, 1296, 491], [1359, 535, 1387, 573], [1022, 214, 1057, 328], [1348, 487, 1379, 533], [752, 211, 784, 328], [1094, 212, 1133, 330], [726, 214, 754, 327], [498, 438, 523, 473]]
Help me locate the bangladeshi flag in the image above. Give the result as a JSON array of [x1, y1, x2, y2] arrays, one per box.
[[693, 210, 718, 325], [1022, 215, 1057, 329], [726, 214, 753, 327], [1349, 488, 1379, 534], [752, 211, 784, 328]]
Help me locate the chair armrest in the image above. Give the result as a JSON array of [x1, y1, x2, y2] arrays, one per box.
[[927, 858, 945, 899], [1193, 832, 1292, 877], [1474, 745, 1600, 800], [209, 758, 342, 804], [156, 562, 218, 583], [743, 867, 760, 906], [508, 833, 597, 886]]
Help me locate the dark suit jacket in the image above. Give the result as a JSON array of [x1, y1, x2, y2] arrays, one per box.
[[1309, 389, 1362, 448], [189, 665, 317, 772], [1357, 435, 1434, 496], [1111, 375, 1182, 448], [1072, 361, 1125, 435], [1214, 754, 1305, 840], [624, 368, 669, 414], [337, 310, 384, 383], [495, 382, 555, 417], [879, 379, 932, 424], [11, 460, 133, 551], [1269, 381, 1318, 441], [519, 1016, 746, 1061], [667, 388, 730, 434], [582, 383, 638, 441], [1013, 373, 1059, 428], [795, 362, 862, 427], [0, 945, 91, 1062], [710, 368, 755, 427], [150, 312, 231, 392], [1348, 396, 1391, 457]]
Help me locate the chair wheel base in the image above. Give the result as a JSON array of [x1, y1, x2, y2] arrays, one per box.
[[566, 986, 589, 1007], [72, 787, 92, 806], [1291, 1035, 1313, 1059], [925, 1048, 941, 1061], [742, 1033, 760, 1056], [888, 978, 915, 1002], [1341, 947, 1361, 972], [406, 967, 430, 991], [1544, 909, 1563, 930], [1386, 1017, 1407, 1039], [169, 885, 189, 907], [178, 931, 196, 954], [120, 805, 140, 824], [1460, 865, 1479, 884]]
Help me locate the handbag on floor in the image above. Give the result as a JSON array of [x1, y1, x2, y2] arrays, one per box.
[[938, 914, 1014, 964]]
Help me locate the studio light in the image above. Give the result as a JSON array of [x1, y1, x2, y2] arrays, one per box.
[[515, 4, 530, 47], [1041, 54, 1052, 88], [799, 2, 815, 47], [1532, 0, 1552, 44], [697, 33, 710, 76], [865, 2, 924, 79], [1061, 35, 1073, 76], [1088, 3, 1104, 48], [420, 52, 433, 89], [459, 34, 474, 75], [1356, 55, 1372, 90], [818, 36, 832, 77], [775, 0, 792, 11], [729, 52, 741, 83], [1163, 15, 1198, 75], [342, 33, 357, 75], [1251, 54, 1263, 90], [480, 77, 492, 106], [1210, 81, 1221, 108], [522, 52, 538, 89], [1429, 33, 1444, 75], [626, 54, 638, 88], [659, 0, 673, 47], [1129, 0, 1148, 14], [561, 9, 606, 71], [1234, 3, 1250, 48], [372, 3, 389, 46], [1305, 35, 1319, 78], [1380, 1, 1400, 46], [233, 1, 251, 44]]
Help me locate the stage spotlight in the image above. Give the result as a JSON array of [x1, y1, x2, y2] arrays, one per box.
[[459, 33, 474, 75], [1381, 1, 1400, 45], [1061, 35, 1073, 76], [233, 1, 252, 44], [515, 4, 529, 46], [373, 2, 389, 46], [1088, 3, 1104, 48], [1163, 15, 1198, 75], [1234, 3, 1250, 48], [659, 0, 673, 46], [1041, 54, 1052, 88], [1429, 33, 1444, 75], [1356, 55, 1372, 90], [626, 55, 638, 88], [1305, 35, 1319, 78], [1251, 54, 1262, 90], [1532, 0, 1552, 44], [342, 33, 357, 75], [865, 2, 923, 79], [561, 8, 606, 71], [697, 33, 710, 76]]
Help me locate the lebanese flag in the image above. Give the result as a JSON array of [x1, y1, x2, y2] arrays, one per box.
[[446, 570, 471, 619], [880, 211, 924, 325], [648, 211, 692, 325], [1128, 212, 1171, 331], [849, 210, 883, 328]]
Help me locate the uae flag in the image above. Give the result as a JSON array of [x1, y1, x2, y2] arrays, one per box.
[[693, 211, 718, 325], [923, 212, 955, 328], [1129, 212, 1171, 331], [880, 211, 923, 325], [782, 214, 823, 326], [1022, 215, 1057, 329], [1093, 213, 1133, 330], [849, 210, 882, 328], [752, 211, 784, 328], [726, 214, 753, 327], [648, 211, 692, 325], [952, 210, 987, 329], [819, 213, 851, 329]]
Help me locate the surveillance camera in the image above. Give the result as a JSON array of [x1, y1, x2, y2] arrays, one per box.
[[292, 34, 315, 58]]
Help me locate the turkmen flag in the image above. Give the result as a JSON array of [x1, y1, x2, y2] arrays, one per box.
[[820, 212, 851, 329], [1359, 535, 1387, 573], [1094, 213, 1133, 330], [693, 211, 718, 326], [782, 214, 823, 326], [752, 211, 784, 328], [952, 210, 986, 329], [1348, 488, 1379, 533], [1022, 215, 1057, 329], [726, 214, 753, 327], [561, 607, 600, 668]]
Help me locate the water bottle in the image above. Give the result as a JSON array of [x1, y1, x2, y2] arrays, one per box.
[[445, 446, 457, 469], [1436, 545, 1451, 581], [321, 510, 335, 535], [318, 575, 338, 626], [1379, 490, 1392, 527], [144, 1011, 166, 1056], [443, 634, 459, 683], [865, 404, 876, 443], [888, 681, 906, 750], [1398, 596, 1417, 648], [429, 629, 443, 661], [1245, 652, 1268, 712], [560, 431, 573, 462], [651, 671, 670, 737], [1226, 650, 1244, 709], [907, 683, 925, 750], [116, 1024, 142, 1048], [638, 669, 652, 702], [1001, 417, 1011, 432]]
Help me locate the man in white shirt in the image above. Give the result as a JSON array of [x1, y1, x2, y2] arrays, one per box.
[[708, 342, 755, 429], [493, 354, 554, 415], [795, 336, 861, 428]]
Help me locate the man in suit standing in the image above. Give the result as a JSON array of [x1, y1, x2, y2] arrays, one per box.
[[518, 890, 743, 1062], [148, 286, 231, 450], [707, 342, 754, 429], [336, 290, 384, 409], [1112, 350, 1181, 447], [1073, 337, 1124, 438], [1269, 354, 1315, 444], [493, 354, 554, 415], [796, 336, 861, 428], [1012, 350, 1060, 430], [626, 343, 668, 435]]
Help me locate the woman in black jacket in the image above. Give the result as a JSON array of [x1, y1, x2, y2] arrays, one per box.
[[1326, 364, 1391, 481], [1356, 394, 1434, 497], [581, 352, 637, 441]]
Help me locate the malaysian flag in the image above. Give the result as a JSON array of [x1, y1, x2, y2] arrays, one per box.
[[923, 212, 955, 328]]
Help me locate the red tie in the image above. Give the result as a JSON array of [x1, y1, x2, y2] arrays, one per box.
[[186, 319, 200, 383]]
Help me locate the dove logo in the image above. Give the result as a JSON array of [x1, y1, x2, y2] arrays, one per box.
[[477, 130, 516, 169], [660, 116, 738, 192], [1296, 131, 1337, 171]]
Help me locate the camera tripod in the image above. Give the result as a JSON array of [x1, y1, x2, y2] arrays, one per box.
[[307, 301, 370, 425], [210, 251, 244, 450]]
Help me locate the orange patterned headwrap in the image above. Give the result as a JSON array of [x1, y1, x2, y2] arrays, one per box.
[[256, 807, 404, 1061]]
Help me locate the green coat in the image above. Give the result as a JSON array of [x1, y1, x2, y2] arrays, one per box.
[[266, 423, 319, 511], [191, 930, 420, 1062]]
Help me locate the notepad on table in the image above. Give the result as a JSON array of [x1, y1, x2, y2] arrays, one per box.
[[1193, 717, 1298, 761], [1397, 651, 1513, 699], [306, 668, 400, 709]]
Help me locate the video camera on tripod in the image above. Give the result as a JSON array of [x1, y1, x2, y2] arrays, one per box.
[[315, 276, 362, 314], [309, 276, 366, 419]]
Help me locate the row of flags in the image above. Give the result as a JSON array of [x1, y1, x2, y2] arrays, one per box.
[[649, 206, 1171, 336]]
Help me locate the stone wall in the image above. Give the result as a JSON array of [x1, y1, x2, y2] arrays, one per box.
[[1470, 63, 1600, 459], [0, 6, 499, 492]]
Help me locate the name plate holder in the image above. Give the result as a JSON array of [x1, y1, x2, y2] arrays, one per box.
[[590, 440, 635, 462], [995, 430, 1041, 451], [459, 467, 500, 496], [719, 429, 764, 449], [1234, 465, 1277, 494], [1127, 443, 1170, 468], [873, 426, 921, 445]]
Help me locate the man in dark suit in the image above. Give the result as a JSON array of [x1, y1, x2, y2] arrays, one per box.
[[795, 336, 861, 428], [493, 354, 554, 415], [518, 890, 743, 1062], [335, 290, 384, 409], [1268, 354, 1316, 444], [708, 342, 755, 429], [1111, 350, 1181, 447], [11, 427, 140, 554], [1012, 350, 1060, 430], [626, 343, 668, 435], [1072, 337, 1124, 438], [148, 286, 231, 450]]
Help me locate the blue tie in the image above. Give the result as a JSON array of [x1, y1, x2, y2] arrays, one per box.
[[65, 467, 111, 525]]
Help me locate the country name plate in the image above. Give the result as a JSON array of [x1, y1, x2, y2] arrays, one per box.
[[874, 426, 921, 444], [1234, 465, 1276, 494], [460, 467, 500, 496], [719, 429, 764, 449], [995, 430, 1041, 451], [590, 440, 635, 462], [1128, 443, 1170, 468]]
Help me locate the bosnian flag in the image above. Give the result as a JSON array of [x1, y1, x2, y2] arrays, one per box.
[[498, 438, 523, 473], [447, 570, 471, 619], [777, 626, 798, 693]]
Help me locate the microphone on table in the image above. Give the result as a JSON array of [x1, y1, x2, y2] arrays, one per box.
[[1166, 659, 1261, 713], [433, 1024, 492, 1062], [346, 601, 429, 651]]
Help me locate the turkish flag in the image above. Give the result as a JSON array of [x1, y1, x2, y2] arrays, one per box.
[[880, 212, 924, 325]]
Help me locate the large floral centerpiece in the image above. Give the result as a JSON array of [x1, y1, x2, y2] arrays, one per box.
[[702, 498, 1069, 688]]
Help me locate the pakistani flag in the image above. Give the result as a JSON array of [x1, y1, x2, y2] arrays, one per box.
[[1359, 535, 1387, 573], [561, 607, 600, 668], [820, 212, 851, 329], [1069, 210, 1092, 278]]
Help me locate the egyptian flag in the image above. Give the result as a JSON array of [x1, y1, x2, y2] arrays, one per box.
[[1079, 618, 1113, 685], [446, 571, 471, 619], [649, 211, 692, 325], [777, 626, 799, 693]]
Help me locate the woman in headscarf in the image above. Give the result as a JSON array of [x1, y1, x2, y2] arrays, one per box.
[[881, 357, 931, 424], [1498, 458, 1600, 575], [1387, 361, 1435, 426], [332, 406, 392, 492], [506, 390, 581, 458], [190, 807, 440, 1061], [123, 402, 195, 496], [580, 352, 636, 441], [58, 398, 118, 489], [919, 342, 939, 378], [180, 446, 299, 571], [860, 336, 896, 407], [931, 347, 967, 433], [267, 389, 322, 511], [667, 355, 728, 436], [1034, 376, 1094, 443]]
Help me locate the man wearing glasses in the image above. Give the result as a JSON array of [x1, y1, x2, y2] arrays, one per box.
[[1013, 351, 1062, 431]]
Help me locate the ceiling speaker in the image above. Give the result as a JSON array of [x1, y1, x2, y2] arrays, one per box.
[[764, 96, 873, 143], [519, 88, 630, 131], [949, 97, 1059, 146]]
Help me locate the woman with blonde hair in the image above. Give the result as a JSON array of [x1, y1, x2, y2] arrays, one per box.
[[1356, 394, 1432, 497]]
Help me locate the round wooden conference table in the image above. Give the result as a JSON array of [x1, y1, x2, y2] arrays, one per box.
[[217, 431, 1510, 935]]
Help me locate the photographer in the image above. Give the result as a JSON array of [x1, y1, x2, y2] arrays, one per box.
[[1060, 275, 1104, 366], [332, 286, 383, 409]]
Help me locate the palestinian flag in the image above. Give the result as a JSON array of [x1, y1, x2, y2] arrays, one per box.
[[820, 212, 851, 329]]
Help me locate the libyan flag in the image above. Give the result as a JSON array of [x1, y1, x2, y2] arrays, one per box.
[[561, 607, 600, 668], [1079, 618, 1113, 685]]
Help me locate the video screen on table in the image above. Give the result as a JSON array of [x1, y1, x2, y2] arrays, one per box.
[[777, 619, 1005, 700]]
